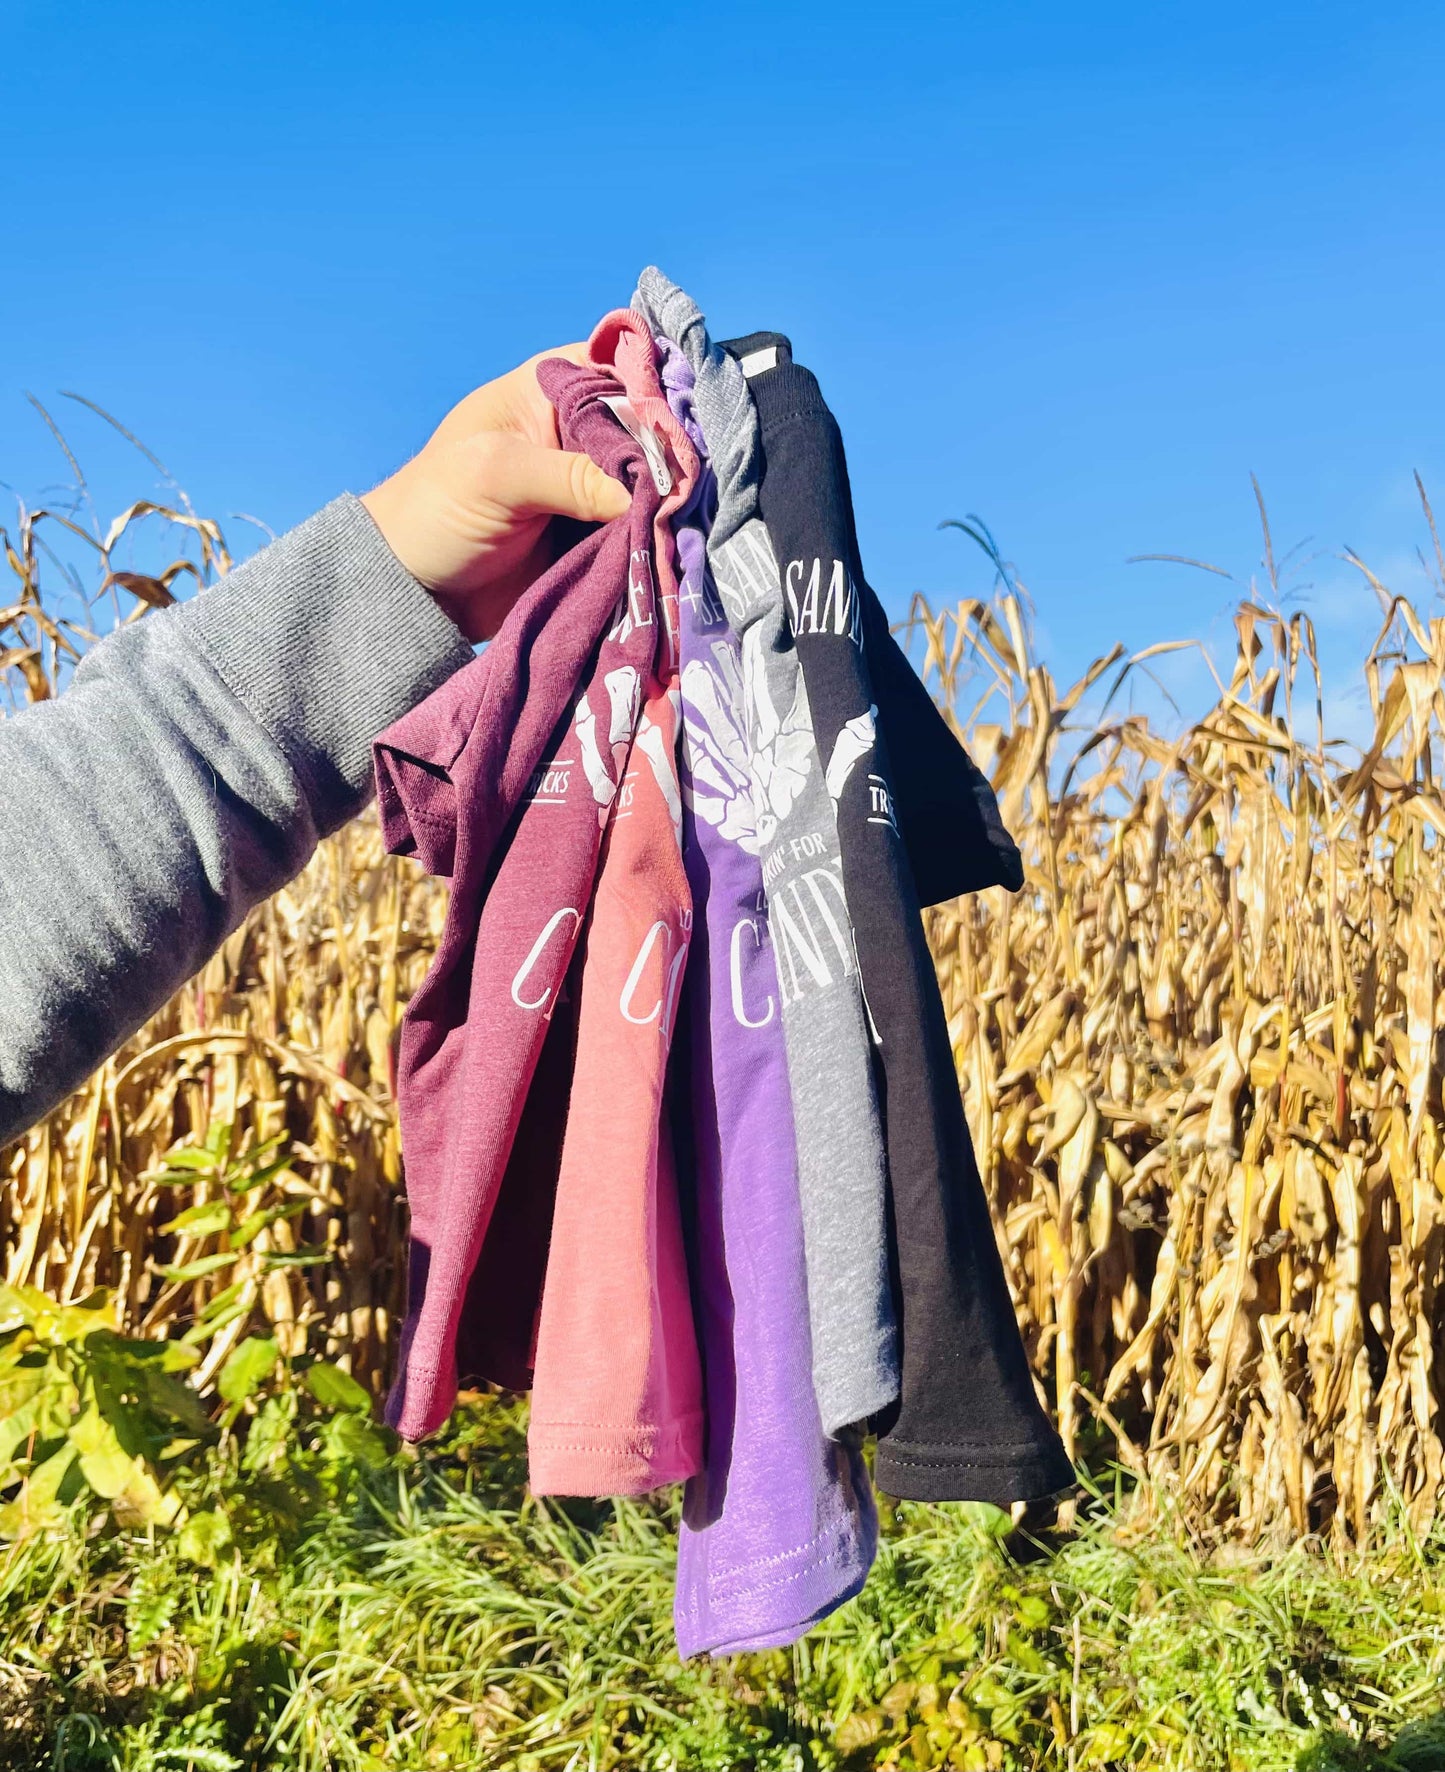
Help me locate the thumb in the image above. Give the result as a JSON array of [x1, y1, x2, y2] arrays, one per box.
[[506, 437, 631, 526]]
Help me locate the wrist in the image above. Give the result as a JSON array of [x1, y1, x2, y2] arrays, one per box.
[[360, 473, 428, 589]]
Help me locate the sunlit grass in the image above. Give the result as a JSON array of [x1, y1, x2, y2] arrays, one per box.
[[6, 1396, 1445, 1770]]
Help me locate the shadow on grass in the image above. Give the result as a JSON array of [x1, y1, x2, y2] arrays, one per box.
[[1299, 1709, 1445, 1771]]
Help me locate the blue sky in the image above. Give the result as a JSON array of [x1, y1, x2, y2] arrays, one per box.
[[4, 0, 1444, 735]]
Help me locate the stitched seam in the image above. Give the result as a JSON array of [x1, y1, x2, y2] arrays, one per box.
[[532, 1450, 692, 1460], [531, 1440, 692, 1456], [757, 407, 828, 432], [531, 1417, 701, 1430], [677, 1550, 868, 1620], [877, 1447, 1065, 1469], [531, 1415, 701, 1436], [707, 1526, 861, 1583], [398, 806, 456, 834], [529, 1419, 703, 1459], [880, 1434, 1064, 1456]]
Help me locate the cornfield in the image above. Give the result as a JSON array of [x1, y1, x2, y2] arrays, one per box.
[[7, 461, 1445, 1545]]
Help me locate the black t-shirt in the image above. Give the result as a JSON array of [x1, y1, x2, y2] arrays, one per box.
[[721, 334, 1022, 910], [723, 332, 1072, 1504]]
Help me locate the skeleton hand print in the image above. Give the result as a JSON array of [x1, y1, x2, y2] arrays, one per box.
[[680, 644, 759, 854], [741, 623, 815, 848], [574, 664, 641, 825], [824, 705, 878, 804]]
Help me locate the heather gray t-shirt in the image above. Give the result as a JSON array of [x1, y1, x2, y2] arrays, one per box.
[[634, 267, 898, 1433]]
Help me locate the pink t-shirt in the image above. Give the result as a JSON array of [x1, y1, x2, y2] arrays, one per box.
[[374, 357, 662, 1442], [527, 311, 705, 1494]]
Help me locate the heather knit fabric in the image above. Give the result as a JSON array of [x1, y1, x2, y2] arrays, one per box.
[[374, 355, 661, 1442], [731, 333, 1072, 1505], [453, 949, 580, 1393], [1, 497, 473, 1147], [632, 268, 898, 1436], [527, 312, 703, 1495], [661, 338, 876, 1655]]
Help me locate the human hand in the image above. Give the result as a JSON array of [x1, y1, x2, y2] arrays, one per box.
[[360, 345, 630, 642]]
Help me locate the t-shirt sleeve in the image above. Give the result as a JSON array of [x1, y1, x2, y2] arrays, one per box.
[[374, 650, 492, 879], [863, 588, 1024, 905]]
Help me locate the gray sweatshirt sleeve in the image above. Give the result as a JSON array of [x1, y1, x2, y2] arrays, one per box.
[[0, 494, 474, 1143]]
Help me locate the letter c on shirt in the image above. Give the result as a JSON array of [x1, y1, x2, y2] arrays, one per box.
[[620, 920, 670, 1024], [729, 917, 776, 1028], [511, 907, 582, 1013]]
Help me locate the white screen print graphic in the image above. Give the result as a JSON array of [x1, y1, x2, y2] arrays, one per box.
[[633, 697, 684, 839], [680, 641, 758, 854], [606, 548, 657, 647], [784, 556, 863, 645], [678, 621, 785, 1031], [676, 637, 782, 1032], [703, 526, 876, 1013], [574, 663, 641, 825], [619, 914, 690, 1035], [741, 620, 813, 850], [767, 858, 857, 1006], [824, 705, 878, 804], [510, 907, 583, 1015], [509, 905, 691, 1037], [709, 529, 817, 849], [729, 912, 776, 1029]]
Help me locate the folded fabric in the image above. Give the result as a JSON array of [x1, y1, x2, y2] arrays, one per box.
[[455, 956, 579, 1392], [633, 267, 900, 1437], [733, 333, 1073, 1505], [527, 311, 704, 1495], [373, 357, 661, 1442], [660, 336, 877, 1656]]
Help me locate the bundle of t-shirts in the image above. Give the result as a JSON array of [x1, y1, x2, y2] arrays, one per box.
[[371, 270, 1074, 1658]]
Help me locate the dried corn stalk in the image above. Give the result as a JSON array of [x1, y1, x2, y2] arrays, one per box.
[[8, 484, 1445, 1539], [919, 576, 1445, 1541]]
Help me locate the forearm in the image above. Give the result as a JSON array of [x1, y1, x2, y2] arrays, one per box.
[[0, 495, 473, 1143]]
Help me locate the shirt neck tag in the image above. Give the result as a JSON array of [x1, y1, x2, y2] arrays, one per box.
[[737, 345, 778, 378], [600, 394, 673, 496]]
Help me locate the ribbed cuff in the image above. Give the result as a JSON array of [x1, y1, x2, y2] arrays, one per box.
[[181, 494, 474, 835]]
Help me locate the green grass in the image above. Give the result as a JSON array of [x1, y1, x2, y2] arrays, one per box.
[[8, 1393, 1445, 1771]]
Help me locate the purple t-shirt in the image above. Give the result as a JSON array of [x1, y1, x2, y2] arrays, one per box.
[[663, 339, 876, 1657]]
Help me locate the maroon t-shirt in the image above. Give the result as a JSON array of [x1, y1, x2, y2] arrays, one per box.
[[374, 358, 661, 1441]]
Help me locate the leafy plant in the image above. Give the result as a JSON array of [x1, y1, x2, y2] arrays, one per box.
[[0, 1123, 391, 1543], [216, 1332, 391, 1475], [0, 1282, 208, 1536], [146, 1123, 329, 1354]]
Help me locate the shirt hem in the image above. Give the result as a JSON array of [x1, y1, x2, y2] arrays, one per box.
[[529, 1410, 705, 1496], [675, 1544, 872, 1660], [873, 1436, 1075, 1505]]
